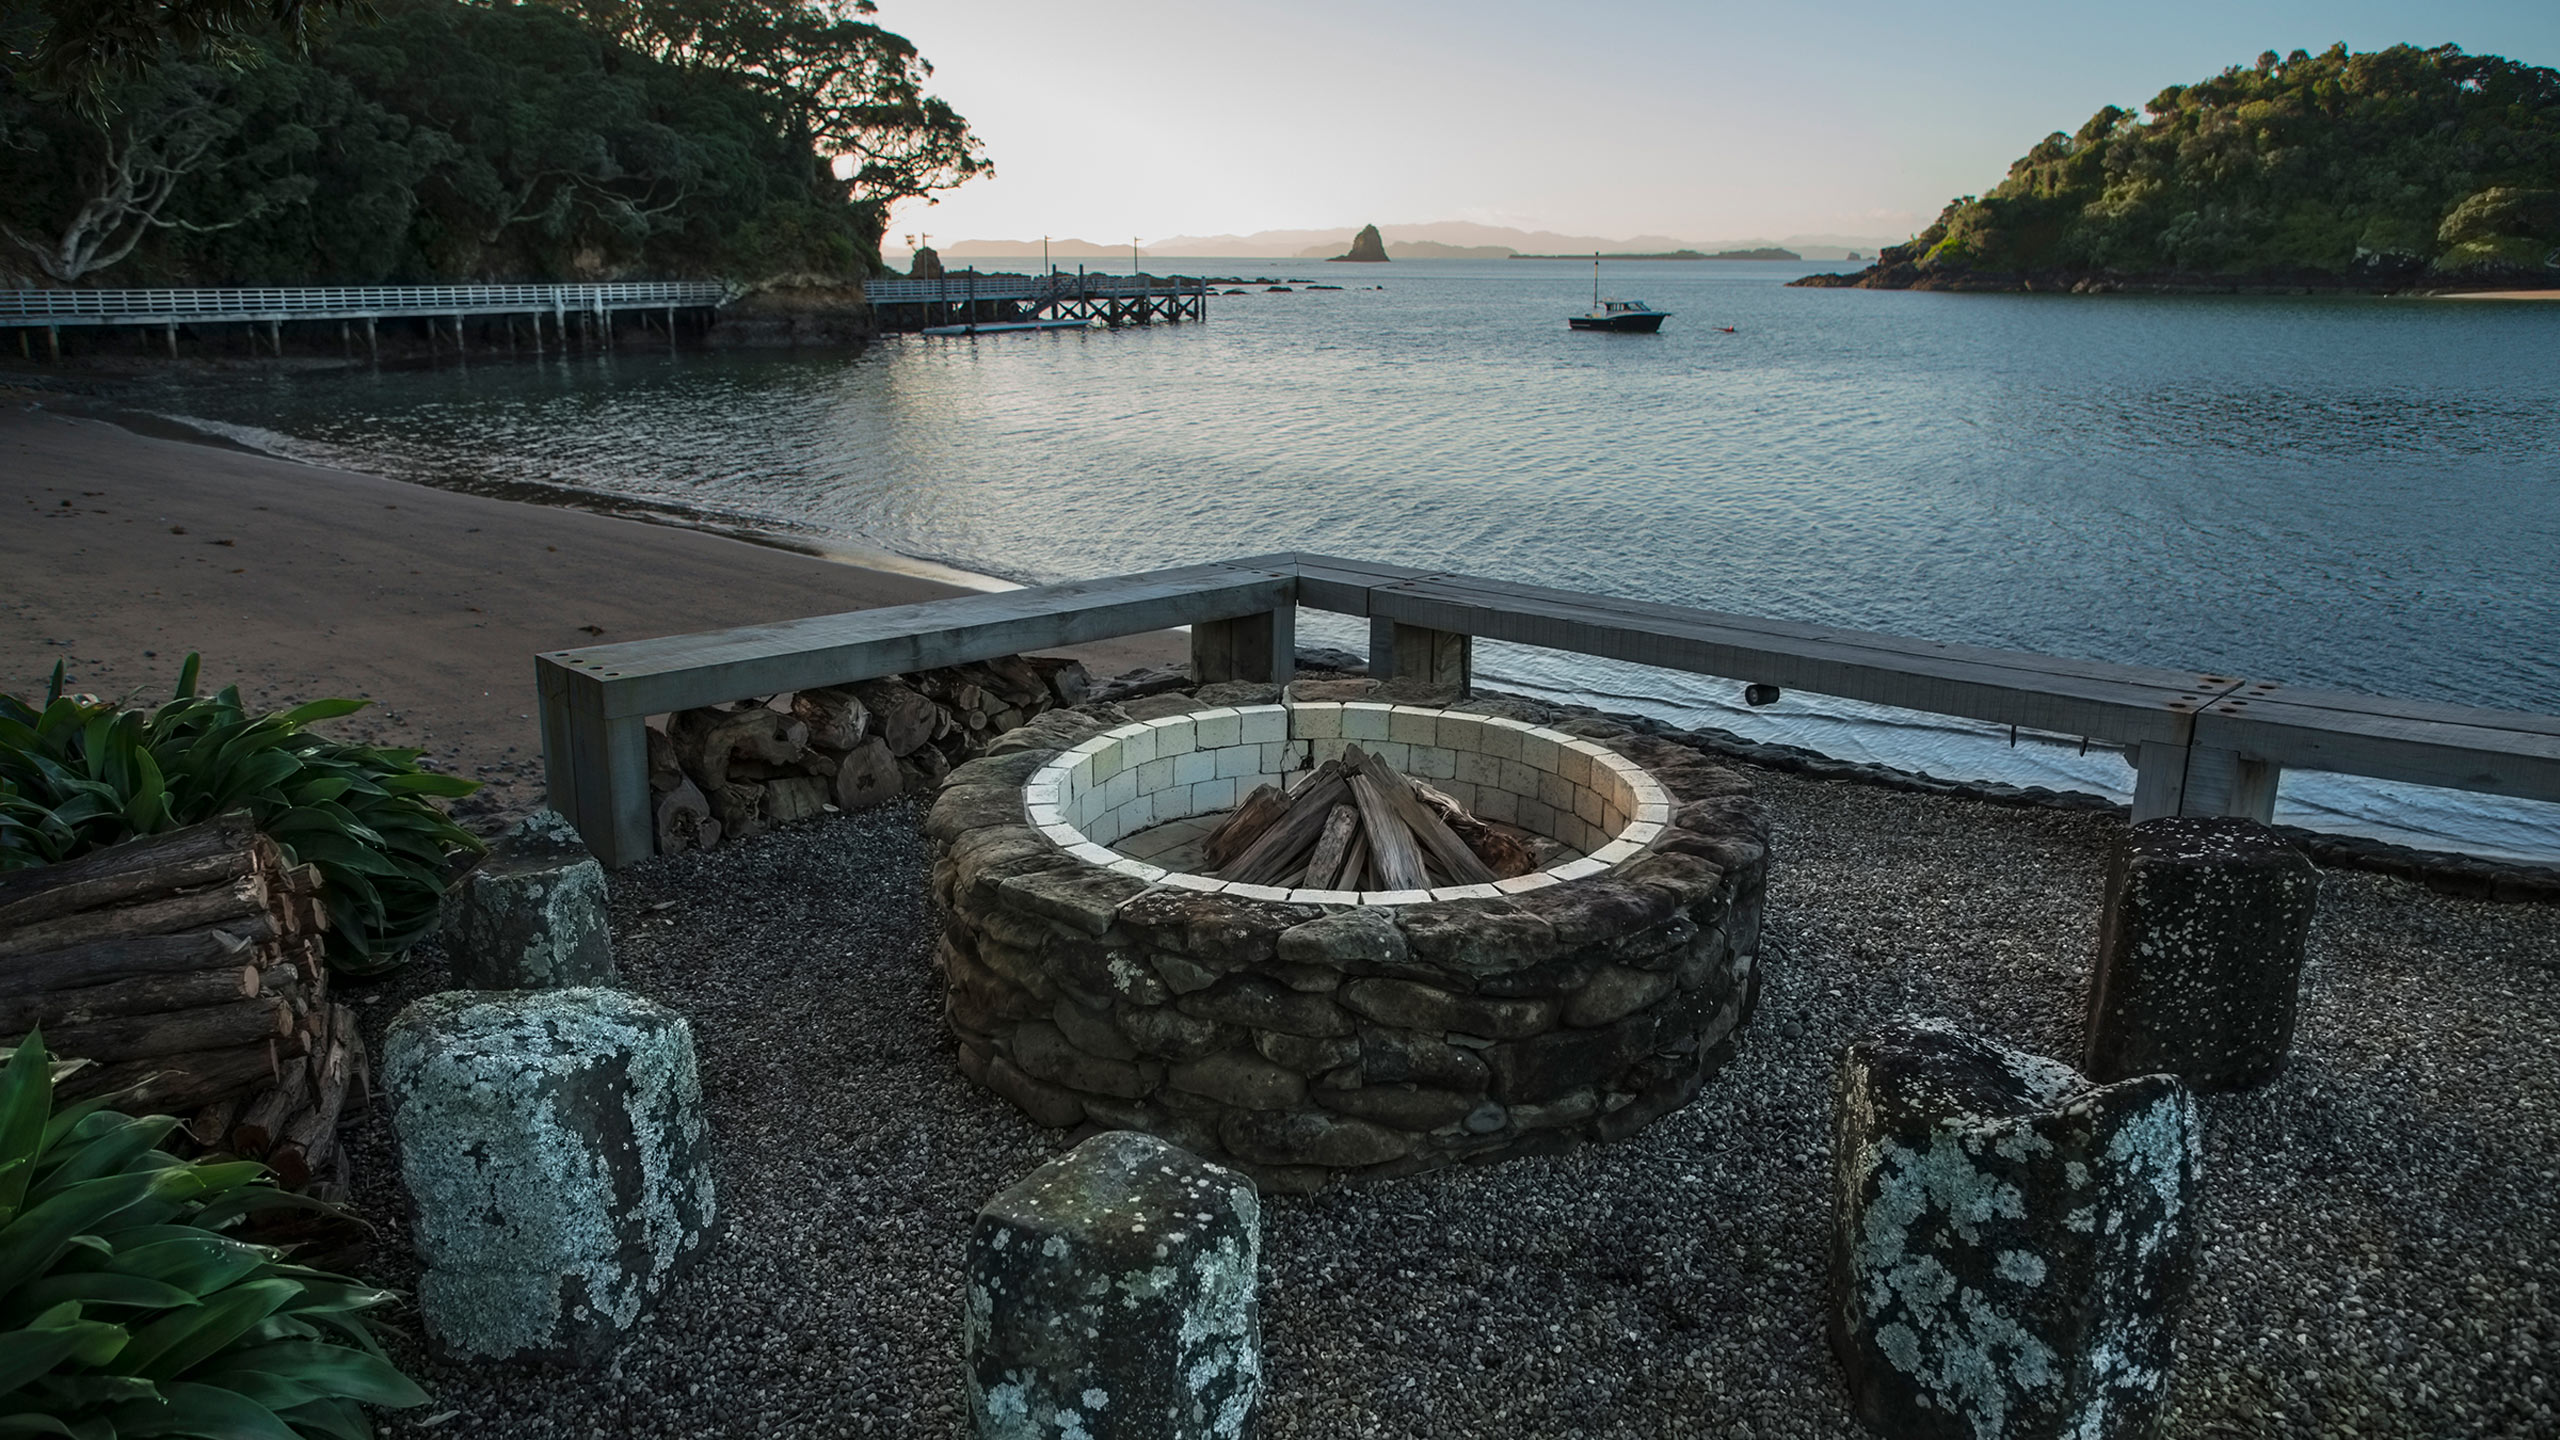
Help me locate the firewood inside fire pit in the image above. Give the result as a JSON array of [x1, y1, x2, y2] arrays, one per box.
[[1200, 745, 1537, 890]]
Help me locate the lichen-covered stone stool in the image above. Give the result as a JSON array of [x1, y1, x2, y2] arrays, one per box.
[[445, 809, 615, 989], [964, 1131, 1260, 1439], [1829, 1019, 2202, 1440], [383, 987, 717, 1364], [2083, 815, 2317, 1090]]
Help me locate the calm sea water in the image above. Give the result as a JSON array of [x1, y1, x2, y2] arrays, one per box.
[[139, 259, 2560, 861]]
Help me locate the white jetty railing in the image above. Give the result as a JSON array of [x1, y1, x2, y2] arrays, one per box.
[[0, 282, 730, 328]]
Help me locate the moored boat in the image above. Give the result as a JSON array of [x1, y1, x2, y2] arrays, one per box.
[[1567, 253, 1669, 332], [1570, 299, 1669, 333]]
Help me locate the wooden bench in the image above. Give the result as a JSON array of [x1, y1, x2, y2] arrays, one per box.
[[539, 552, 2560, 867]]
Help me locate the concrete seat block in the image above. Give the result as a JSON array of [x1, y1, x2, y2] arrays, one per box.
[[2085, 815, 2318, 1090], [965, 1131, 1261, 1438], [383, 987, 717, 1363], [1830, 1019, 2201, 1440], [446, 809, 615, 989]]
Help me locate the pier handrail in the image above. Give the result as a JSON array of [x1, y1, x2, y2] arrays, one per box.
[[537, 552, 2560, 866], [0, 281, 729, 325], [864, 274, 1203, 304]]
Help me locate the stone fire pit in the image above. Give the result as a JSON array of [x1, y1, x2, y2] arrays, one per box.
[[926, 689, 1769, 1191]]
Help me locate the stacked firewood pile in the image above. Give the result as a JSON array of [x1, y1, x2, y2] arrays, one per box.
[[0, 813, 361, 1191], [1203, 744, 1539, 890], [650, 653, 1090, 854]]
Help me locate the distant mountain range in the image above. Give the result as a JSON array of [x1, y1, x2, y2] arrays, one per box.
[[902, 222, 1900, 263]]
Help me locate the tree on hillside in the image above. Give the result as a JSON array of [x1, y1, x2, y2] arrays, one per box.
[[0, 53, 318, 283], [552, 0, 988, 234], [0, 0, 965, 284], [4, 0, 368, 105], [1868, 44, 2560, 285]]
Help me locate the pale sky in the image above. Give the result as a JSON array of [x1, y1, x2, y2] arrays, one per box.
[[874, 0, 2560, 249]]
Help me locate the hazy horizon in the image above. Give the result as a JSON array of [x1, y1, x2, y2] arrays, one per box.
[[874, 0, 2559, 254], [881, 221, 1900, 261]]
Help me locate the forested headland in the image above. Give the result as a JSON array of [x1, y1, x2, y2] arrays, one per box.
[[0, 0, 985, 287], [1797, 44, 2560, 293]]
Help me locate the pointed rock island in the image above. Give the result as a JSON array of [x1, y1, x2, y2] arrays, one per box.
[[1330, 224, 1389, 262]]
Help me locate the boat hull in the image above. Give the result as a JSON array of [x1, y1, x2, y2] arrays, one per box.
[[1568, 312, 1667, 333]]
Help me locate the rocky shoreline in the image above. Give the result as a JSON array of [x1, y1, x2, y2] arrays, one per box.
[[1790, 262, 2560, 297]]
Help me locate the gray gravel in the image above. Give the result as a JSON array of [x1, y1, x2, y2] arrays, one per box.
[[339, 763, 2560, 1438]]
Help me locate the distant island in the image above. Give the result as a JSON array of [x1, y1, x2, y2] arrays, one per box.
[[1794, 44, 2560, 295], [1330, 225, 1390, 262], [1512, 248, 1800, 261]]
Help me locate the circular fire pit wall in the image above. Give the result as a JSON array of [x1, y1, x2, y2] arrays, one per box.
[[928, 701, 1768, 1189]]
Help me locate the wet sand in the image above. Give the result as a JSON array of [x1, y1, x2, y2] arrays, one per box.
[[1, 399, 1181, 825]]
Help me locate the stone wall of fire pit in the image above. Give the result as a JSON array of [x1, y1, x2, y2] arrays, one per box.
[[925, 696, 1769, 1191]]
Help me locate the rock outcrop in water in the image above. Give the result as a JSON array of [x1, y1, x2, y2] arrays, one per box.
[[1331, 225, 1389, 263]]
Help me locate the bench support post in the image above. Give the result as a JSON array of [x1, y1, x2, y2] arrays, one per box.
[[537, 658, 654, 868], [1190, 606, 1295, 686], [1367, 619, 1471, 697], [2130, 741, 2278, 825]]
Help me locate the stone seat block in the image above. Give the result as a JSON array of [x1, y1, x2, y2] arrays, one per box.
[[965, 1131, 1261, 1438], [383, 987, 717, 1364], [445, 809, 615, 989], [1830, 1019, 2201, 1440], [2084, 815, 2318, 1090]]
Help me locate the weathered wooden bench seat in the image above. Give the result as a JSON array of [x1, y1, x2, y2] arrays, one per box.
[[539, 552, 2558, 866]]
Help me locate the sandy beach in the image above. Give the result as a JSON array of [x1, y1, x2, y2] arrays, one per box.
[[1, 397, 1181, 825]]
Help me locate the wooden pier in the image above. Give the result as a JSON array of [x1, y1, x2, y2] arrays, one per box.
[[1, 281, 728, 361], [865, 271, 1209, 333], [536, 553, 2560, 868]]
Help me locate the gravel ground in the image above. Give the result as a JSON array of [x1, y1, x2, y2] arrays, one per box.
[[336, 761, 2560, 1439]]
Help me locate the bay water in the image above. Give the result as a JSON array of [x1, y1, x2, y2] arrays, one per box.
[[136, 259, 2560, 861]]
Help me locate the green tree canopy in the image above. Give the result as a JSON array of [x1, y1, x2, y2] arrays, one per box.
[[6, 0, 367, 106], [0, 0, 982, 284], [1874, 44, 2560, 285]]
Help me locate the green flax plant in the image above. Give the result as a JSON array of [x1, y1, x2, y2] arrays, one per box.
[[0, 656, 483, 975], [0, 1032, 426, 1438]]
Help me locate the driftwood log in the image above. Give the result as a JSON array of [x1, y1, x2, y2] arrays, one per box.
[[0, 815, 368, 1194], [1203, 746, 1534, 891]]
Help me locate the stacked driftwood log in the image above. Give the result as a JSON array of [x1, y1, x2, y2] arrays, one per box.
[[0, 813, 361, 1191], [1203, 743, 1538, 890], [649, 653, 1091, 854]]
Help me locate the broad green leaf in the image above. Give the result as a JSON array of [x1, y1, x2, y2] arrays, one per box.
[[37, 1098, 130, 1164], [273, 1396, 368, 1440], [173, 655, 200, 701], [0, 1035, 57, 1207], [117, 1279, 301, 1381], [0, 1172, 184, 1296], [107, 1380, 299, 1440], [23, 1371, 162, 1407], [122, 749, 167, 836], [201, 1342, 425, 1408], [33, 1116, 179, 1199], [271, 700, 367, 728], [103, 1238, 269, 1297], [373, 773, 476, 798], [282, 778, 351, 808], [0, 1303, 128, 1394], [4, 1272, 200, 1322]]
